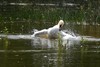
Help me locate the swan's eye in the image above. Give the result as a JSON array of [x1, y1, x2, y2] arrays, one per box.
[[59, 25, 62, 31], [60, 25, 62, 28]]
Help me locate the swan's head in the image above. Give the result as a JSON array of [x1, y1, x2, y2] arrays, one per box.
[[57, 20, 64, 30]]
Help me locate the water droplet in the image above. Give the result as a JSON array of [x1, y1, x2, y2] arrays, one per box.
[[44, 55, 47, 58]]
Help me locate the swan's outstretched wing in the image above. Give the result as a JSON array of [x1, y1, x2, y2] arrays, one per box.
[[60, 31, 73, 37], [31, 29, 48, 38], [60, 31, 81, 40]]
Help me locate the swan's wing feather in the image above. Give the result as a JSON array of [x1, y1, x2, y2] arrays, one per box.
[[60, 31, 67, 36], [31, 29, 48, 37]]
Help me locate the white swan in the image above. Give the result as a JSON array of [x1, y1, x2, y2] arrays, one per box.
[[31, 20, 81, 40], [31, 20, 64, 39]]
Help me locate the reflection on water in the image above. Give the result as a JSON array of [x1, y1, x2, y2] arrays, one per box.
[[0, 35, 100, 67], [0, 18, 100, 67]]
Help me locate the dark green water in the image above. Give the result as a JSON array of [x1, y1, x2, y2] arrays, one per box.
[[0, 24, 100, 67], [0, 38, 100, 67]]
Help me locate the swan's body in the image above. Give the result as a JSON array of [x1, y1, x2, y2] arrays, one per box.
[[31, 20, 64, 39], [31, 20, 79, 40], [47, 24, 60, 39]]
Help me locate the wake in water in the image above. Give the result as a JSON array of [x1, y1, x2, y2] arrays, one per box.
[[0, 19, 100, 48], [0, 31, 100, 49], [0, 29, 100, 42]]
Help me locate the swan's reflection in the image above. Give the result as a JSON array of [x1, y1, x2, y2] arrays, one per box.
[[31, 37, 81, 49]]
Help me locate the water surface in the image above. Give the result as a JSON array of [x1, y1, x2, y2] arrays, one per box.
[[0, 31, 100, 67]]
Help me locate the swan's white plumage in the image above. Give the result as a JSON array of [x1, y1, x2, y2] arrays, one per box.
[[31, 20, 79, 40], [31, 29, 48, 38], [31, 20, 64, 39]]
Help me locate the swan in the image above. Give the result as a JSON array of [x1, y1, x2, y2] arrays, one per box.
[[31, 20, 80, 40], [31, 20, 64, 39]]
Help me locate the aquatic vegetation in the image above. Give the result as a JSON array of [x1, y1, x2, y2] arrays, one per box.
[[57, 33, 63, 67], [3, 27, 9, 35], [1, 27, 9, 50], [0, 0, 100, 24], [3, 36, 9, 50], [80, 37, 88, 44]]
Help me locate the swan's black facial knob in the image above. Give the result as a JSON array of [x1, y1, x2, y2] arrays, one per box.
[[59, 25, 62, 31]]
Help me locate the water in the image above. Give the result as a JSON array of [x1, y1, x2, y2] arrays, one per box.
[[0, 27, 100, 67], [0, 39, 100, 67]]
